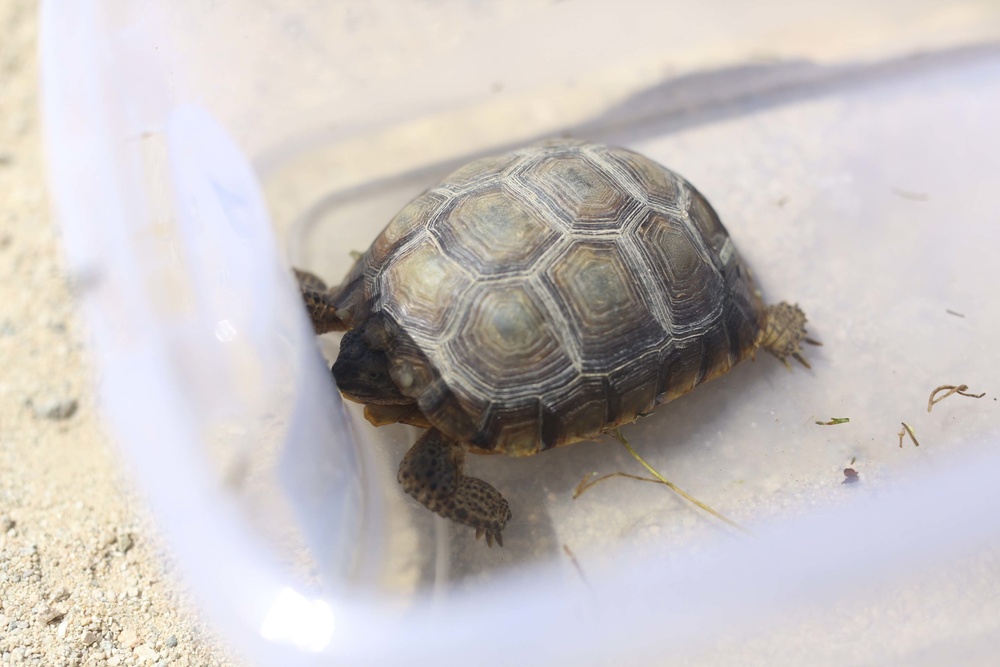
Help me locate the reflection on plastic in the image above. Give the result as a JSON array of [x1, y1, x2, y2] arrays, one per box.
[[259, 587, 336, 653], [214, 319, 237, 343]]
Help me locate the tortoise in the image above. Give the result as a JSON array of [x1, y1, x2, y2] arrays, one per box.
[[296, 140, 813, 547]]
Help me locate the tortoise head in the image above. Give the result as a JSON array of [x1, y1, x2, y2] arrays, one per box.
[[332, 324, 411, 406]]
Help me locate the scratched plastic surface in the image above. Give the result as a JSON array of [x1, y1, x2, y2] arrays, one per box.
[[42, 1, 1000, 665]]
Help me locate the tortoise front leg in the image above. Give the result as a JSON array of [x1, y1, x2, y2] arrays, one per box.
[[398, 429, 512, 547], [294, 269, 349, 334]]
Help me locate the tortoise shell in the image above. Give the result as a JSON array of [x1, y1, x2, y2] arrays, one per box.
[[331, 140, 767, 456]]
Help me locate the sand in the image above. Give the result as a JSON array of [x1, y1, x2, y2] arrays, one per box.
[[0, 3, 240, 665]]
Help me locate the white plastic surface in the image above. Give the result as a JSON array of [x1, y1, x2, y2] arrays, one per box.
[[41, 1, 1000, 665]]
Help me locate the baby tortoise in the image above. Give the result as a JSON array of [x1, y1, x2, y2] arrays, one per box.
[[297, 140, 813, 546]]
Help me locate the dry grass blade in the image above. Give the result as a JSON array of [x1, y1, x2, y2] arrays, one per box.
[[609, 429, 750, 535], [927, 384, 986, 412], [815, 417, 850, 426], [573, 471, 663, 499]]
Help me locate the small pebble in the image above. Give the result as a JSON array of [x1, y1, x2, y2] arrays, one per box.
[[135, 644, 158, 662], [41, 607, 66, 625], [164, 635, 177, 648], [1, 517, 14, 533], [81, 630, 101, 646], [30, 396, 78, 420], [118, 627, 139, 648], [116, 533, 135, 554]]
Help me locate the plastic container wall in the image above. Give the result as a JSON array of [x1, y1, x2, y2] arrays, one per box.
[[41, 1, 1000, 665]]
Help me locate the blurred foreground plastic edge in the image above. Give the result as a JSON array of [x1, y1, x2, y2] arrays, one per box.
[[40, 1, 1000, 666], [38, 0, 368, 662]]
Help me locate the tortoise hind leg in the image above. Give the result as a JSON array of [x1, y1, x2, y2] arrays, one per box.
[[758, 302, 820, 369], [398, 429, 512, 547], [294, 269, 349, 334]]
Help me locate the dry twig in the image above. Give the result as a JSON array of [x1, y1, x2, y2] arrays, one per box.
[[899, 422, 920, 448], [927, 384, 986, 412]]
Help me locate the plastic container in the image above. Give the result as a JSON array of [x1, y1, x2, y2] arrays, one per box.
[[41, 1, 1000, 664]]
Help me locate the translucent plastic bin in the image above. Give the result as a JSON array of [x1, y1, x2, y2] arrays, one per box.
[[41, 1, 1000, 665]]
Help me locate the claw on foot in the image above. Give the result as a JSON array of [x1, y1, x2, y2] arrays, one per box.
[[474, 527, 504, 548]]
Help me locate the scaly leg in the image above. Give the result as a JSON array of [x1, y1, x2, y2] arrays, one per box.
[[294, 269, 348, 334], [398, 429, 512, 547]]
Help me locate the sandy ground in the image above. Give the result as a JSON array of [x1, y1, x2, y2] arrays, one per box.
[[0, 3, 241, 666]]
